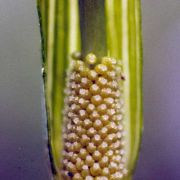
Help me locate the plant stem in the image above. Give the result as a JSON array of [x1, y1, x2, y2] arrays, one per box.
[[78, 0, 107, 58]]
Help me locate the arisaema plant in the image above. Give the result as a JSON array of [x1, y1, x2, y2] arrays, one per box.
[[37, 0, 143, 179]]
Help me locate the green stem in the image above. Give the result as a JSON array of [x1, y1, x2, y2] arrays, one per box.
[[78, 0, 107, 58]]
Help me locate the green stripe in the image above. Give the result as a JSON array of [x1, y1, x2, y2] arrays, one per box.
[[106, 0, 143, 178], [126, 0, 143, 174], [38, 0, 80, 177]]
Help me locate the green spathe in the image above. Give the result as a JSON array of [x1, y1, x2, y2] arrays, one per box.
[[37, 0, 143, 179]]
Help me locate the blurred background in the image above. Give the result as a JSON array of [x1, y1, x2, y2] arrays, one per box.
[[0, 0, 180, 180]]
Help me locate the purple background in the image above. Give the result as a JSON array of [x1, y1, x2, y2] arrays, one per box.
[[0, 0, 180, 180], [135, 1, 180, 180]]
